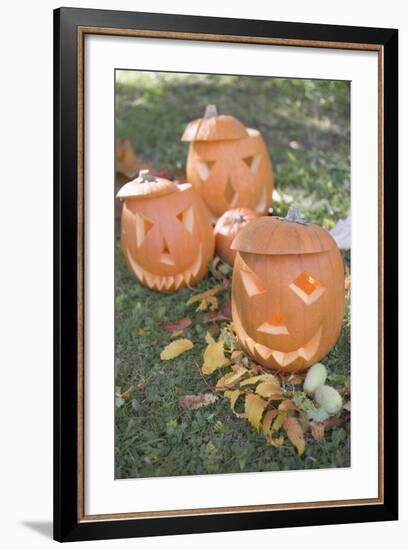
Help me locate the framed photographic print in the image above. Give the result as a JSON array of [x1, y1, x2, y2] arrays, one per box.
[[54, 7, 398, 542]]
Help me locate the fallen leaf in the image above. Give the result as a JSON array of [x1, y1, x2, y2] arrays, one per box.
[[245, 394, 268, 430], [240, 374, 280, 387], [343, 401, 351, 412], [224, 389, 245, 417], [272, 411, 287, 432], [202, 340, 229, 375], [160, 338, 194, 360], [208, 322, 220, 337], [279, 399, 298, 411], [284, 416, 305, 456], [287, 373, 304, 385], [205, 331, 216, 344], [187, 287, 220, 312], [216, 365, 248, 389], [163, 317, 192, 333], [262, 409, 279, 442], [256, 382, 284, 400], [324, 417, 343, 429], [310, 421, 325, 441], [219, 300, 232, 318], [120, 385, 136, 399], [178, 393, 218, 410]]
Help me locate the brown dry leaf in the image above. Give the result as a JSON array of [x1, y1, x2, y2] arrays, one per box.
[[240, 374, 280, 388], [224, 389, 245, 417], [310, 421, 325, 441], [216, 365, 248, 390], [256, 382, 284, 400], [120, 385, 136, 399], [160, 339, 194, 360], [178, 393, 218, 410], [279, 399, 298, 411], [283, 416, 305, 456], [187, 287, 220, 312], [324, 417, 343, 429], [298, 410, 310, 432], [208, 322, 220, 337], [272, 411, 287, 432], [245, 394, 268, 431], [287, 373, 304, 385], [262, 409, 279, 442], [202, 340, 229, 375], [163, 317, 192, 333]]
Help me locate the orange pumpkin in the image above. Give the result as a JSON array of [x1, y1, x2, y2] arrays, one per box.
[[117, 170, 214, 291], [182, 105, 274, 219], [231, 207, 345, 372], [214, 208, 258, 266]]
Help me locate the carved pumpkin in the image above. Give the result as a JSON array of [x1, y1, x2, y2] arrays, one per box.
[[214, 208, 258, 266], [231, 207, 345, 372], [182, 105, 274, 219], [117, 170, 214, 291]]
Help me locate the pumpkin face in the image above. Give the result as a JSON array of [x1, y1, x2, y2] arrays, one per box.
[[117, 171, 214, 291], [182, 106, 274, 219], [213, 208, 258, 266], [231, 209, 345, 372]]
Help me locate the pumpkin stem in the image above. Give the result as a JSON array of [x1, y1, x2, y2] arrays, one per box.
[[137, 169, 156, 183], [204, 104, 218, 118], [285, 205, 306, 224]]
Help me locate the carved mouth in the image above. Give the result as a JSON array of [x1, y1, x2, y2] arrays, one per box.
[[233, 303, 322, 369], [126, 245, 203, 291]]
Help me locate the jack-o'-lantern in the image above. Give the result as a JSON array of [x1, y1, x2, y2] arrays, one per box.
[[117, 170, 214, 291], [214, 208, 258, 266], [231, 207, 345, 372], [182, 105, 274, 219]]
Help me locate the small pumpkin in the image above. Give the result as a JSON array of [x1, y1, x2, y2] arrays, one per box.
[[231, 206, 345, 372], [214, 208, 258, 265], [117, 170, 214, 291], [182, 105, 274, 219]]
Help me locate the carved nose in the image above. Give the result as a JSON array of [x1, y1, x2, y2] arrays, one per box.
[[257, 305, 289, 335], [160, 238, 175, 265]]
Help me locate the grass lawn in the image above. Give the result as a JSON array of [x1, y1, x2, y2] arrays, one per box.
[[115, 72, 351, 479]]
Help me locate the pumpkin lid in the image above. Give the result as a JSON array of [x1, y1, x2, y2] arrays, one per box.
[[231, 207, 336, 255], [181, 105, 248, 142], [116, 169, 179, 200]]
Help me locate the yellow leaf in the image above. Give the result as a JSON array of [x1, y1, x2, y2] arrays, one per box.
[[187, 287, 220, 312], [262, 409, 279, 443], [202, 340, 229, 375], [256, 382, 284, 400], [271, 435, 284, 447], [272, 411, 287, 432], [205, 331, 216, 344], [160, 338, 193, 360], [224, 389, 245, 417], [278, 399, 298, 411], [245, 394, 268, 430], [240, 374, 280, 387], [216, 365, 248, 390], [283, 416, 305, 456]]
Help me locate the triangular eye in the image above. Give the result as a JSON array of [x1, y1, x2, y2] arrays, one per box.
[[290, 271, 326, 304], [135, 212, 154, 247], [176, 205, 194, 234], [240, 269, 267, 297], [242, 154, 261, 173], [195, 160, 215, 181]]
